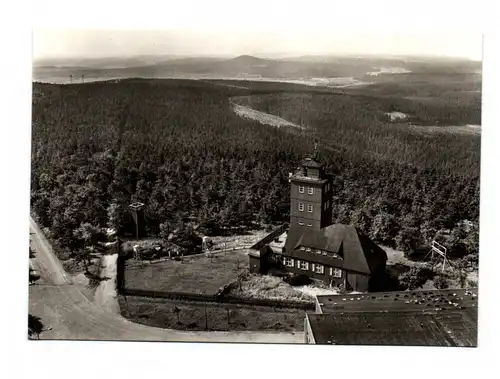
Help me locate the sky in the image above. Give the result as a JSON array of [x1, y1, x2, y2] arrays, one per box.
[[33, 29, 483, 61]]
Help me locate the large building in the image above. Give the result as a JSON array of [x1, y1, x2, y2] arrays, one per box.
[[304, 288, 478, 346], [249, 156, 387, 292]]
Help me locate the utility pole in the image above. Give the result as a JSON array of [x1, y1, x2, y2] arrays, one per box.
[[204, 304, 208, 330], [129, 202, 145, 240]]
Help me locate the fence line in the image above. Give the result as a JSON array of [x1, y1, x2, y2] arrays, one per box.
[[121, 287, 314, 310], [124, 245, 250, 269]]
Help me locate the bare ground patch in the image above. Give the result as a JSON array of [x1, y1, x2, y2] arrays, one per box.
[[119, 296, 306, 332], [232, 103, 305, 129]]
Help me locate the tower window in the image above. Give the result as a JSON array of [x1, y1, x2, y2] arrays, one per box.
[[308, 187, 314, 195], [299, 202, 304, 212], [307, 204, 313, 213], [299, 185, 304, 193]]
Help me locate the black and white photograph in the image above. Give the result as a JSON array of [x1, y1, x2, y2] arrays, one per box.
[[26, 26, 484, 348]]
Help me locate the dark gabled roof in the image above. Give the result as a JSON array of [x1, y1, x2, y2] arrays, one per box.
[[284, 223, 387, 274]]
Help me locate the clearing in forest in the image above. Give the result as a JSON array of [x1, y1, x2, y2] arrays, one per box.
[[232, 103, 305, 130]]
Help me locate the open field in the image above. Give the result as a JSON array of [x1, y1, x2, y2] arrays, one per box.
[[119, 295, 306, 332], [124, 250, 249, 295], [406, 124, 481, 136]]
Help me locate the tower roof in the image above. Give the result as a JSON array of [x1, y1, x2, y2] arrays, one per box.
[[301, 157, 324, 169]]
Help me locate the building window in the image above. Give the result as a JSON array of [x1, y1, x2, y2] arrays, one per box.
[[299, 202, 304, 212], [283, 257, 294, 268], [300, 246, 306, 251], [307, 224, 312, 227], [305, 247, 311, 252], [307, 204, 313, 213], [299, 185, 304, 193], [330, 267, 342, 278], [298, 222, 304, 226], [308, 187, 314, 195], [300, 261, 309, 270], [323, 202, 327, 211], [314, 264, 324, 274]]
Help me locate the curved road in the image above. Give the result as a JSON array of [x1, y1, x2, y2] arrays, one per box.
[[28, 217, 304, 343]]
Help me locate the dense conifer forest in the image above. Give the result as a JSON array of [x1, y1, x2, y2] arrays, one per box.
[[31, 78, 480, 264]]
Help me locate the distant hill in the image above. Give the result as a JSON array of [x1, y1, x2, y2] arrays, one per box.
[[33, 54, 482, 84]]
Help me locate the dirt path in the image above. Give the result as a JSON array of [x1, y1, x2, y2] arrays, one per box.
[[94, 254, 120, 314], [28, 217, 304, 343]]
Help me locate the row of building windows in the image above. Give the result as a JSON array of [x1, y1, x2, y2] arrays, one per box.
[[282, 257, 342, 278], [298, 185, 314, 195], [323, 200, 330, 211], [298, 203, 313, 212], [298, 222, 313, 227], [299, 246, 343, 260], [298, 183, 331, 195], [298, 201, 330, 213]]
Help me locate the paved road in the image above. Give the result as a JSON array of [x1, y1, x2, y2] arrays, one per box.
[[28, 217, 304, 343]]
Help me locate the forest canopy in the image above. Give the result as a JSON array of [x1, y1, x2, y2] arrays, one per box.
[[31, 79, 480, 262]]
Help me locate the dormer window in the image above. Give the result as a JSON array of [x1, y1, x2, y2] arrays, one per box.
[[308, 187, 314, 195], [299, 185, 304, 193]]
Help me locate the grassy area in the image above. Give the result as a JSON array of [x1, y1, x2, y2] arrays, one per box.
[[119, 295, 306, 332], [210, 230, 269, 250], [229, 273, 313, 303], [124, 250, 248, 295]]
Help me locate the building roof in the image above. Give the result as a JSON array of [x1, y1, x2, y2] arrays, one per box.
[[301, 157, 324, 169], [307, 288, 478, 347], [284, 223, 387, 274], [268, 232, 287, 254], [315, 288, 478, 314], [306, 308, 477, 347]]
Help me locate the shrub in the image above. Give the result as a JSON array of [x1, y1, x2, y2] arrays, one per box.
[[120, 242, 135, 258], [433, 274, 449, 289], [397, 267, 429, 290], [284, 274, 312, 286]]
